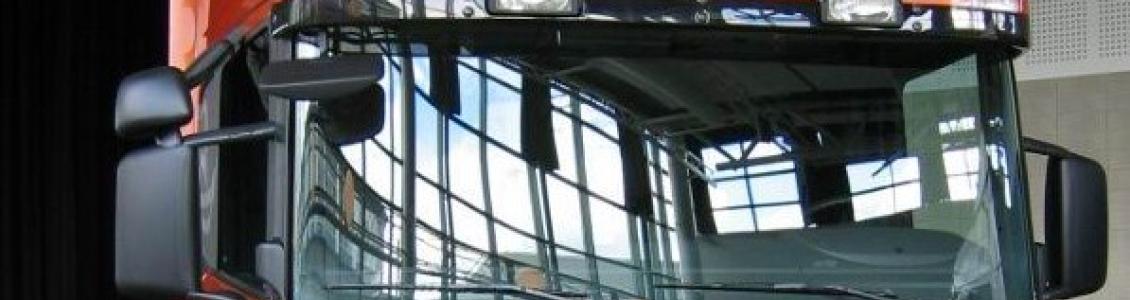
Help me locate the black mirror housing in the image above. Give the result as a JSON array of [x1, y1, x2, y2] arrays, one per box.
[[115, 145, 199, 299], [1024, 138, 1108, 300], [314, 85, 386, 146], [258, 54, 383, 100], [1043, 156, 1108, 299], [114, 67, 192, 139], [259, 54, 388, 146]]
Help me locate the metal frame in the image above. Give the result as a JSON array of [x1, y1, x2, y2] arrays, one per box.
[[263, 25, 295, 300]]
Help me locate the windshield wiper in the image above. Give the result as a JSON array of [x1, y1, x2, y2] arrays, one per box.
[[655, 282, 902, 300], [325, 283, 587, 300]]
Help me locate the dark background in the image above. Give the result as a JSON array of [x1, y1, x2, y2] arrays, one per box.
[[2, 1, 168, 299]]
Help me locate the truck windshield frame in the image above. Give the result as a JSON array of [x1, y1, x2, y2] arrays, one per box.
[[287, 38, 1036, 300]]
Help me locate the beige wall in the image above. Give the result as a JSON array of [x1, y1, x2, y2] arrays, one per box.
[[1017, 71, 1130, 299]]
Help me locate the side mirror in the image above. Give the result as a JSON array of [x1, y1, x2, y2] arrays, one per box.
[[116, 145, 200, 299], [114, 63, 200, 300], [115, 41, 234, 140], [114, 67, 192, 139], [114, 41, 275, 299], [1023, 138, 1108, 300], [313, 85, 386, 146], [259, 54, 387, 145], [258, 54, 383, 100]]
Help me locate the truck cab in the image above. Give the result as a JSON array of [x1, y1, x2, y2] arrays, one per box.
[[113, 1, 1107, 299]]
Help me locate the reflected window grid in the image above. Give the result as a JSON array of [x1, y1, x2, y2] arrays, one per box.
[[326, 56, 682, 300], [706, 140, 806, 234]]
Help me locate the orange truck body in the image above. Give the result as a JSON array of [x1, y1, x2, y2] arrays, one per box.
[[170, 0, 278, 134]]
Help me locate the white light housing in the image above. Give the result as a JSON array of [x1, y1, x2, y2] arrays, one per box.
[[952, 0, 1022, 13], [821, 0, 902, 26], [487, 0, 581, 16], [951, 8, 987, 31]]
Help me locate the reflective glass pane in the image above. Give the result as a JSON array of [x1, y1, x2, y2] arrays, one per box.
[[597, 260, 637, 293], [486, 81, 522, 151], [415, 229, 446, 274], [559, 277, 592, 297], [589, 199, 632, 259], [552, 112, 578, 182], [749, 173, 799, 204], [454, 244, 493, 282], [412, 57, 431, 94], [580, 102, 619, 140], [754, 204, 805, 231], [943, 147, 981, 201], [452, 199, 490, 250], [415, 180, 442, 228], [494, 224, 541, 267], [702, 142, 743, 178], [341, 143, 364, 173], [709, 180, 749, 208], [851, 182, 922, 221], [485, 60, 521, 87], [363, 140, 393, 199], [456, 58, 483, 128], [487, 145, 535, 231], [713, 209, 756, 233], [545, 177, 586, 251], [416, 95, 441, 181], [449, 124, 484, 208], [554, 249, 590, 281], [414, 274, 442, 300], [582, 128, 624, 204]]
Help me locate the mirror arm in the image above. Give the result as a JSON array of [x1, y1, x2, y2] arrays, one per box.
[[1022, 137, 1079, 159], [1023, 136, 1103, 167], [185, 41, 236, 87], [183, 122, 280, 148], [187, 292, 242, 300]]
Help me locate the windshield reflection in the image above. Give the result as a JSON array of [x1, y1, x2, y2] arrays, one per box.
[[291, 49, 1032, 300]]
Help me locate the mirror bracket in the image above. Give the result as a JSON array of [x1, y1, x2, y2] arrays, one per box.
[[156, 130, 184, 148], [183, 122, 280, 148], [187, 292, 242, 300]]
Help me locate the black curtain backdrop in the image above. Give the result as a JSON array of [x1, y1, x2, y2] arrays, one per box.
[[1, 1, 167, 299]]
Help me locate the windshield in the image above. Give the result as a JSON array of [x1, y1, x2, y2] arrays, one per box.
[[291, 41, 1035, 300]]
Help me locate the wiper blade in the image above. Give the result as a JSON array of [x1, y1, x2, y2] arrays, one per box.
[[655, 282, 902, 300], [325, 283, 587, 300]]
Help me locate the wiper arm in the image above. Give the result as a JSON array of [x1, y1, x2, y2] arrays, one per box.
[[655, 282, 902, 300], [325, 283, 587, 300]]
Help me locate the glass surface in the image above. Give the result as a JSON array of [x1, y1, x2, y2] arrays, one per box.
[[582, 127, 625, 205], [292, 44, 1034, 300], [448, 125, 484, 208], [552, 112, 579, 182], [545, 177, 586, 251], [589, 199, 632, 259], [486, 145, 535, 232]]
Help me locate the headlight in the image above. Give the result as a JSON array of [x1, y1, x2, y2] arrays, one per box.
[[820, 0, 903, 26], [487, 0, 581, 16], [950, 8, 986, 31], [951, 0, 1022, 13]]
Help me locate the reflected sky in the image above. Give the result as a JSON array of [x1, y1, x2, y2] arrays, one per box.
[[323, 53, 1000, 299]]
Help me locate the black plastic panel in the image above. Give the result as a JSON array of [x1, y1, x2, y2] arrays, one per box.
[[114, 67, 192, 139], [115, 145, 199, 299], [1044, 157, 1108, 299]]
